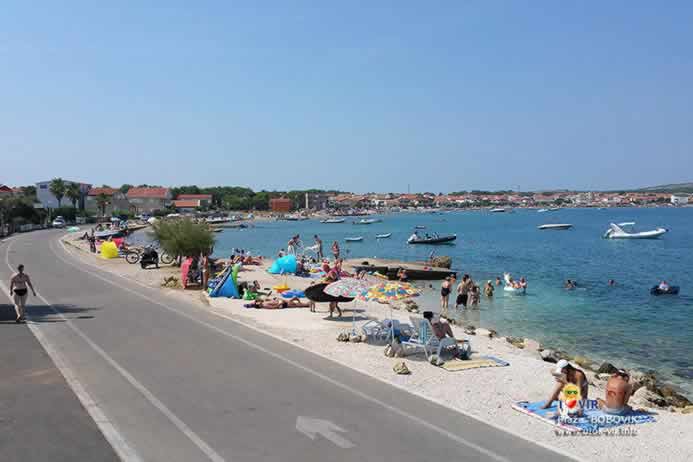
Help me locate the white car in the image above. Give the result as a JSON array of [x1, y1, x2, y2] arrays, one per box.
[[52, 216, 66, 228]]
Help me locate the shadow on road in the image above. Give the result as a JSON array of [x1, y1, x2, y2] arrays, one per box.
[[0, 303, 100, 324]]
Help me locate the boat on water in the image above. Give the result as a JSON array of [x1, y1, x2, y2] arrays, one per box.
[[376, 233, 392, 239], [415, 225, 426, 229], [603, 222, 668, 239], [206, 216, 230, 224], [650, 285, 680, 296], [94, 229, 125, 240], [538, 223, 573, 230], [537, 209, 548, 213], [321, 218, 345, 224], [344, 236, 364, 242], [407, 232, 456, 245], [353, 218, 382, 225], [490, 208, 507, 213], [548, 207, 561, 211]]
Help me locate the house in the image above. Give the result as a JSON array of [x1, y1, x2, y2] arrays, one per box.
[[173, 199, 204, 213], [126, 187, 172, 214], [671, 194, 689, 206], [0, 184, 14, 198], [177, 194, 213, 208], [85, 188, 132, 216], [35, 180, 92, 209], [269, 197, 293, 213], [304, 193, 329, 210]]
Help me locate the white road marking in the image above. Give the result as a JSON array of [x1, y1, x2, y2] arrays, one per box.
[[296, 417, 355, 449], [54, 237, 519, 462], [4, 237, 226, 462]]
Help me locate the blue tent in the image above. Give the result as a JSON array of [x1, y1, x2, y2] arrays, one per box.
[[267, 255, 297, 274], [209, 267, 239, 298]]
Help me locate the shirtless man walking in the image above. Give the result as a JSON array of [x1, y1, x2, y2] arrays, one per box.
[[9, 264, 37, 323]]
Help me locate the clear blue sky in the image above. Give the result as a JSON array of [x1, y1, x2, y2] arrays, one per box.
[[2, 2, 692, 192]]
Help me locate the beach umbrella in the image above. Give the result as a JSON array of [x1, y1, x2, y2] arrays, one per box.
[[325, 278, 373, 333], [358, 282, 421, 342]]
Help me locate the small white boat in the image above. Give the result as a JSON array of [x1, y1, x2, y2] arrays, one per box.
[[537, 209, 548, 213], [538, 223, 573, 230], [344, 236, 364, 242], [603, 222, 668, 239], [503, 273, 526, 294], [549, 207, 561, 211], [376, 233, 392, 239], [490, 208, 506, 213], [354, 218, 381, 225], [321, 218, 345, 224]]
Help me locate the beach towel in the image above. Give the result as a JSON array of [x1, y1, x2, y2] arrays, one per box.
[[281, 290, 305, 299], [512, 400, 655, 433], [441, 356, 509, 372]]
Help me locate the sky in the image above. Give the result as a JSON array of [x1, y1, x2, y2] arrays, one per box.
[[1, 1, 692, 193]]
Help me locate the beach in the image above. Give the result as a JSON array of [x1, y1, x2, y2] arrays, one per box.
[[62, 231, 693, 462]]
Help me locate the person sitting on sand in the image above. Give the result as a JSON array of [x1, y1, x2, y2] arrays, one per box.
[[252, 297, 311, 309], [484, 280, 494, 297], [597, 370, 633, 415], [541, 359, 589, 409], [423, 311, 455, 340], [397, 268, 409, 282]]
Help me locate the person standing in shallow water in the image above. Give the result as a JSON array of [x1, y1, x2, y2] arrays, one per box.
[[9, 264, 37, 323]]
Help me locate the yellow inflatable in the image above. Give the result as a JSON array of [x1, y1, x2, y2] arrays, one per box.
[[100, 241, 119, 259], [272, 283, 290, 292]]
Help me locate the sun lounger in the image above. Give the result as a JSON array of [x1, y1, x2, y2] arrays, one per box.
[[402, 317, 458, 360], [361, 319, 413, 344]]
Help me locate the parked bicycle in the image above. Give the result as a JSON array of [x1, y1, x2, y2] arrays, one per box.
[[122, 245, 174, 265]]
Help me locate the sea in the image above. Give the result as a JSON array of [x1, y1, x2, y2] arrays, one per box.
[[208, 208, 693, 395]]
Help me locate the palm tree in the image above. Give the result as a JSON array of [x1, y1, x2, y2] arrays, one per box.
[[96, 193, 110, 217], [65, 183, 81, 208], [49, 178, 66, 208]]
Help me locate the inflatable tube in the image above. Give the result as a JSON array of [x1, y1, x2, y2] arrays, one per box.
[[268, 255, 297, 274], [100, 241, 119, 259], [304, 283, 355, 303], [504, 286, 526, 295], [272, 284, 290, 292], [650, 286, 679, 295]]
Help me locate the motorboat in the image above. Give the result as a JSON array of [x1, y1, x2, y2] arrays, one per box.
[[549, 207, 561, 211], [537, 209, 548, 213], [376, 233, 392, 239], [603, 222, 668, 239], [353, 218, 381, 225], [407, 233, 456, 245], [490, 208, 506, 213], [650, 285, 680, 295], [503, 273, 526, 294], [321, 218, 345, 224], [206, 216, 230, 224], [344, 236, 364, 242], [415, 225, 427, 229], [538, 224, 573, 230]]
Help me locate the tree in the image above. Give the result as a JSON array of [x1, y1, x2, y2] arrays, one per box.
[[119, 184, 133, 194], [49, 178, 66, 207], [96, 193, 110, 216], [21, 185, 37, 200], [150, 218, 215, 259], [65, 182, 81, 208]]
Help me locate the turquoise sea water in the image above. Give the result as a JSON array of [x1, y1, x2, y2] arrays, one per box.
[[212, 208, 693, 395]]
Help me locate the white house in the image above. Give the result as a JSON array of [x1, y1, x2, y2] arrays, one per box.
[[671, 194, 689, 206], [35, 180, 91, 209]]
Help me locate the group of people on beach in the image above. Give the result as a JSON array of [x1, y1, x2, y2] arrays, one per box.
[[439, 274, 485, 317]]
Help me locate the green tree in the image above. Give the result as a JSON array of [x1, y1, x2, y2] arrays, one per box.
[[65, 182, 81, 208], [49, 178, 66, 207], [96, 193, 110, 216], [119, 184, 133, 194], [150, 218, 215, 259], [21, 185, 37, 200]]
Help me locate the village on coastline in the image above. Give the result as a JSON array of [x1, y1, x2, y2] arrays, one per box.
[[3, 177, 693, 461]]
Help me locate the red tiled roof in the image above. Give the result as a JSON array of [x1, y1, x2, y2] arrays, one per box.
[[88, 187, 118, 196], [173, 199, 201, 208], [127, 187, 170, 199], [0, 184, 13, 193], [177, 194, 212, 200]]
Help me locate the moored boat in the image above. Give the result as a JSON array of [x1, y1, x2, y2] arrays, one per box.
[[321, 218, 346, 224], [603, 222, 668, 239], [354, 218, 382, 225], [344, 236, 364, 242], [490, 208, 506, 213], [650, 285, 680, 296], [376, 233, 392, 239], [538, 224, 573, 230], [407, 233, 456, 245]]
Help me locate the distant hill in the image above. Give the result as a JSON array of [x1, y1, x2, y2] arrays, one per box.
[[633, 183, 693, 194]]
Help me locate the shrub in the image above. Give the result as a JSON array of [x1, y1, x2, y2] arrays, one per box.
[[149, 218, 215, 258]]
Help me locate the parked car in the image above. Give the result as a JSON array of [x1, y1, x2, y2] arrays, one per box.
[[52, 216, 66, 228]]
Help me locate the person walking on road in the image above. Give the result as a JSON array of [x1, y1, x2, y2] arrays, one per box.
[[9, 264, 36, 323]]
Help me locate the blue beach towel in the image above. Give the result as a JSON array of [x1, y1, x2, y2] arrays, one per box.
[[512, 400, 655, 433]]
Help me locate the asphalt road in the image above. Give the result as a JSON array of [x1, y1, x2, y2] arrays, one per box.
[[0, 230, 574, 462]]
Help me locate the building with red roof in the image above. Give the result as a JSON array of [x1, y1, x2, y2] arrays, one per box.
[[126, 187, 172, 214]]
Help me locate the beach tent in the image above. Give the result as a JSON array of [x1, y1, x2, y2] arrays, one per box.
[[100, 241, 119, 259], [268, 255, 297, 274], [209, 267, 239, 298]]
